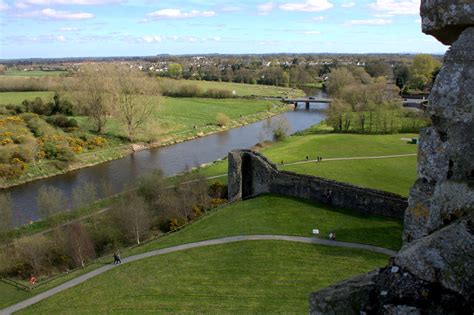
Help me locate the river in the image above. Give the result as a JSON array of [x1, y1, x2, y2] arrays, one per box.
[[5, 97, 328, 225]]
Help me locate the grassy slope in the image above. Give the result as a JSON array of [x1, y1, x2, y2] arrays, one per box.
[[192, 133, 418, 196], [0, 91, 55, 104], [0, 194, 401, 309], [130, 195, 402, 254], [104, 97, 280, 139], [20, 241, 387, 314], [2, 70, 66, 77], [183, 79, 305, 97]]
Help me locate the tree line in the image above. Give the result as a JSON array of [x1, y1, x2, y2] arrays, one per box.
[[0, 171, 228, 279]]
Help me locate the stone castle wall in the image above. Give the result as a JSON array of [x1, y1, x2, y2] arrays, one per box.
[[309, 1, 474, 313], [228, 150, 407, 219]]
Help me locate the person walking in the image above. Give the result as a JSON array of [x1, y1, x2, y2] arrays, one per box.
[[113, 252, 122, 265]]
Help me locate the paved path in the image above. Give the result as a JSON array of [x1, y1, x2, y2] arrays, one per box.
[[284, 153, 417, 166], [1, 235, 396, 314]]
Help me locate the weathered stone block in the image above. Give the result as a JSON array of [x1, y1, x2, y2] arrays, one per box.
[[396, 211, 474, 298], [309, 271, 378, 315], [403, 179, 436, 243], [421, 0, 474, 45]]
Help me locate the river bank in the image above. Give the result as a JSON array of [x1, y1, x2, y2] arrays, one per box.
[[0, 104, 291, 189]]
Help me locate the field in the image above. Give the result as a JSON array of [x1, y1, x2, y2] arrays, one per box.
[[130, 194, 403, 254], [0, 194, 400, 309], [2, 70, 67, 77], [0, 91, 55, 104], [192, 133, 418, 197], [19, 241, 387, 314], [164, 78, 305, 98]]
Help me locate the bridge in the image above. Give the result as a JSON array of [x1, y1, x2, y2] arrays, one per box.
[[281, 97, 332, 109], [281, 97, 428, 111]]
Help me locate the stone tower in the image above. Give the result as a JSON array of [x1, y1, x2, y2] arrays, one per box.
[[309, 1, 474, 313]]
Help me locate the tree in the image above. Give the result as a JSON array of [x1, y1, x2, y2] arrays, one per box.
[[37, 185, 67, 219], [0, 193, 12, 234], [72, 182, 97, 209], [66, 222, 95, 268], [326, 68, 356, 98], [408, 54, 441, 90], [167, 63, 183, 79], [111, 66, 159, 142], [365, 59, 391, 78], [110, 193, 153, 245], [73, 64, 111, 133], [393, 63, 410, 91], [14, 234, 53, 275]]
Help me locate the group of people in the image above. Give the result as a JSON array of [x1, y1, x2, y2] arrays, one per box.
[[305, 156, 323, 162]]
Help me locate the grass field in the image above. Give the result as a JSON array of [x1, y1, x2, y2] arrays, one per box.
[[192, 133, 418, 197], [2, 70, 67, 77], [171, 79, 305, 98], [0, 91, 55, 104], [129, 194, 403, 254], [0, 194, 400, 309], [19, 241, 387, 314], [104, 97, 282, 140]]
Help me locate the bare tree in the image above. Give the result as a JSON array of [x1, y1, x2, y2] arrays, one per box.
[[73, 64, 111, 133], [72, 182, 97, 209], [110, 193, 153, 245], [14, 234, 53, 275], [66, 222, 95, 268], [111, 66, 160, 142], [0, 193, 12, 234], [37, 185, 68, 220]]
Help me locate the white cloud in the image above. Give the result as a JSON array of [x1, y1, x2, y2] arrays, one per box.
[[15, 0, 121, 7], [312, 15, 325, 21], [279, 0, 333, 12], [369, 0, 419, 15], [341, 2, 355, 8], [147, 9, 216, 19], [0, 0, 9, 11], [142, 35, 162, 43], [220, 6, 242, 12], [41, 8, 94, 19], [257, 2, 274, 15], [303, 30, 320, 35], [56, 35, 66, 41], [58, 26, 79, 31], [348, 18, 392, 25]]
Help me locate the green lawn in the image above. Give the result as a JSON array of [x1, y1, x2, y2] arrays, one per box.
[[192, 133, 418, 196], [129, 195, 403, 255], [0, 91, 55, 105], [2, 70, 67, 77], [19, 241, 387, 314], [282, 157, 416, 197], [0, 194, 400, 309], [263, 133, 418, 163]]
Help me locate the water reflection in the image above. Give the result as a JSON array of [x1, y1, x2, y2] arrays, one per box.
[[6, 104, 327, 224]]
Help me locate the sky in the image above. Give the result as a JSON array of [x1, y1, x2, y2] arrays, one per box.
[[0, 0, 448, 59]]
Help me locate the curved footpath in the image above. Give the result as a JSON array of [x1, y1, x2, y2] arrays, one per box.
[[1, 235, 396, 315]]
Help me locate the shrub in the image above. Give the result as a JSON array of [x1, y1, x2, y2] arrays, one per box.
[[46, 115, 79, 129], [216, 112, 230, 127], [208, 181, 228, 199], [204, 88, 233, 98], [168, 217, 185, 232]]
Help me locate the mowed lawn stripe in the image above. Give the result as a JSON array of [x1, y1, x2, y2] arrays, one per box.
[[19, 241, 388, 314]]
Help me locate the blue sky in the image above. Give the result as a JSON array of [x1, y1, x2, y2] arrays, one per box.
[[0, 0, 448, 59]]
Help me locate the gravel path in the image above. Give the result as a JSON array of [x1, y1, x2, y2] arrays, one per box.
[[1, 235, 395, 314]]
